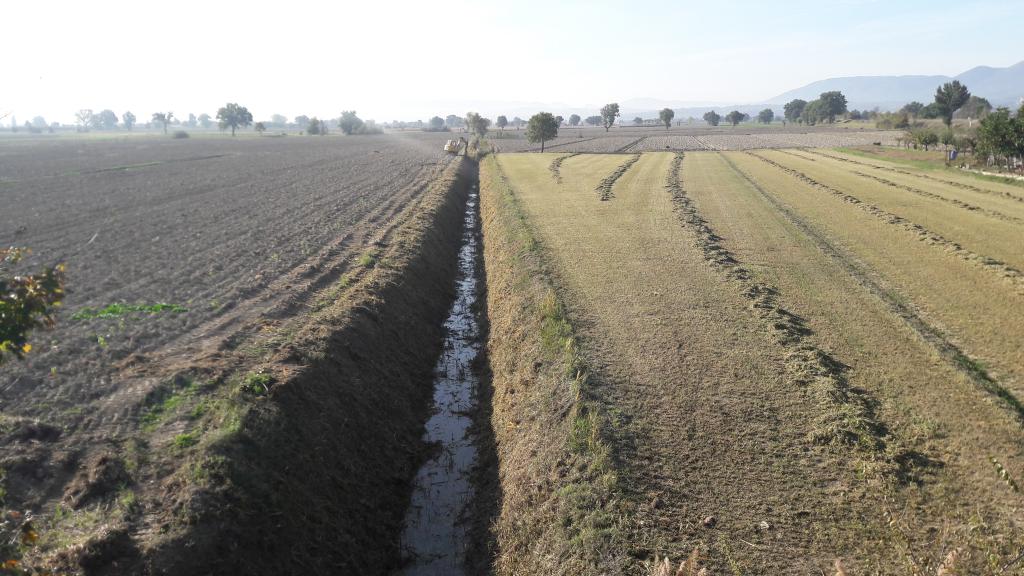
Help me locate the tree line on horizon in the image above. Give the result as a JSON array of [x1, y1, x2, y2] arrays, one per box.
[[4, 106, 386, 137]]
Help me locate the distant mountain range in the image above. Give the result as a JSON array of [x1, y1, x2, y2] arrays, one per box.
[[767, 61, 1024, 110], [442, 62, 1023, 123]]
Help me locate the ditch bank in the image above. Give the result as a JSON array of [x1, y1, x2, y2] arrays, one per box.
[[478, 155, 631, 575], [123, 158, 478, 574]]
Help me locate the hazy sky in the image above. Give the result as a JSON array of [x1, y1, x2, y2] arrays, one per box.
[[3, 0, 1021, 124]]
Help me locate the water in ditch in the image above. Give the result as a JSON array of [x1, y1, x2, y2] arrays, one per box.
[[398, 185, 481, 576]]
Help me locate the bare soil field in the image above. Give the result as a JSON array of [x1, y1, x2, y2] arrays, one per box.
[[2, 134, 449, 425], [482, 149, 1024, 574], [485, 125, 901, 153], [1, 133, 473, 573]]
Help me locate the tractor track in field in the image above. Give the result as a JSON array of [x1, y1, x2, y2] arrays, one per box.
[[800, 149, 1024, 204], [616, 136, 647, 153], [667, 152, 887, 457], [850, 170, 1023, 224], [744, 151, 1024, 296], [595, 153, 640, 200], [721, 153, 1024, 426], [692, 136, 717, 151], [548, 152, 579, 183], [534, 136, 602, 152]]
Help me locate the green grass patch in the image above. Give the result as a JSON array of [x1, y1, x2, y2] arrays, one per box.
[[73, 302, 188, 320], [173, 432, 199, 450], [140, 376, 204, 431], [358, 249, 380, 268], [238, 370, 273, 396]]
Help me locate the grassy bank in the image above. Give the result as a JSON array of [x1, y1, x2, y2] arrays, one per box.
[[479, 154, 632, 575]]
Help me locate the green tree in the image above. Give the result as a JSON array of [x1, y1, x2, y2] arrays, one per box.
[[216, 104, 251, 136], [496, 115, 508, 133], [525, 112, 559, 152], [121, 111, 136, 130], [600, 102, 619, 131], [934, 80, 970, 127], [428, 116, 446, 131], [725, 110, 745, 126], [659, 107, 675, 129], [568, 113, 581, 127], [900, 101, 924, 117], [338, 110, 363, 135], [783, 99, 806, 124], [757, 108, 774, 124], [152, 111, 174, 134], [976, 107, 1024, 167], [307, 117, 322, 135], [97, 109, 118, 130], [920, 103, 941, 119], [802, 100, 822, 125], [632, 116, 643, 126], [445, 115, 464, 129], [465, 111, 490, 137], [818, 91, 847, 123], [0, 248, 65, 365], [198, 113, 213, 129], [254, 122, 266, 134], [585, 115, 601, 126], [702, 110, 720, 126], [555, 115, 564, 127]]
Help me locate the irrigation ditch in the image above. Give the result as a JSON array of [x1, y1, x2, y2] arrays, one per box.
[[397, 174, 496, 574], [97, 156, 504, 575]]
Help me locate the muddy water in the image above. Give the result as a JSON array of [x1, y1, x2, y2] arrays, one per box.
[[398, 185, 481, 575]]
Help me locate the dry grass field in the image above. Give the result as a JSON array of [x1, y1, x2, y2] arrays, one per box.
[[483, 148, 1024, 574]]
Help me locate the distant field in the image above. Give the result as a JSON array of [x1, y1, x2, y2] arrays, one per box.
[[481, 124, 899, 152], [485, 148, 1024, 573]]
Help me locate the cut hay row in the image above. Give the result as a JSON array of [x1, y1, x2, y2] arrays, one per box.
[[548, 152, 579, 183], [802, 149, 1024, 204], [759, 149, 1024, 270], [719, 152, 1024, 425], [595, 153, 640, 200], [692, 151, 1024, 570], [850, 169, 1023, 224], [667, 152, 886, 452], [744, 151, 1024, 296]]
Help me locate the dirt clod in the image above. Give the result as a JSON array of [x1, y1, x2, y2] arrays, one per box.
[[5, 418, 62, 443], [53, 525, 137, 575], [63, 453, 130, 509]]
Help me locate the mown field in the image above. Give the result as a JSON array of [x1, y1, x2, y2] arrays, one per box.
[[483, 148, 1024, 574]]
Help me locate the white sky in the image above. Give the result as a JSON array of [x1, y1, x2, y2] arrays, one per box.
[[2, 0, 1021, 124]]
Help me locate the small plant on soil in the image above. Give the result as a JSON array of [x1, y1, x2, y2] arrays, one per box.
[[0, 247, 65, 365], [72, 302, 187, 320], [239, 371, 273, 396], [173, 433, 199, 450]]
